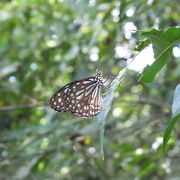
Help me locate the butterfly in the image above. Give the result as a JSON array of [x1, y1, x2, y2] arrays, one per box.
[[50, 71, 108, 118]]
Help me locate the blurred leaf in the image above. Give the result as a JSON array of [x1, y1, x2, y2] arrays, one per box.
[[139, 27, 180, 82], [16, 156, 40, 179], [163, 84, 180, 155], [172, 84, 180, 117], [163, 113, 180, 155]]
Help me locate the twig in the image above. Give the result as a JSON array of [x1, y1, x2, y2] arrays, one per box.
[[138, 97, 171, 109], [0, 102, 48, 111]]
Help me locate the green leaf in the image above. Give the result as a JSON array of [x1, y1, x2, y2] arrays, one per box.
[[139, 27, 180, 82], [163, 113, 180, 155], [97, 68, 126, 159], [114, 81, 122, 93], [163, 84, 180, 155]]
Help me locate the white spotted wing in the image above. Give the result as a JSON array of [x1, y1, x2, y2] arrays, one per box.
[[50, 76, 103, 118]]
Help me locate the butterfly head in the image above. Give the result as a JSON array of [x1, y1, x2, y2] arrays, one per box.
[[95, 70, 102, 78], [95, 69, 103, 77], [95, 70, 103, 85]]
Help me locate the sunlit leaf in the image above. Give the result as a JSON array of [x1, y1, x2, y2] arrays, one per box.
[[139, 27, 180, 82]]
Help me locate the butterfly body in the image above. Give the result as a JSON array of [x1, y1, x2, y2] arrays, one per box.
[[50, 71, 104, 118]]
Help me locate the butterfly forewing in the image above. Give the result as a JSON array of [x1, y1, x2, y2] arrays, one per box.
[[69, 84, 102, 118], [50, 73, 104, 118]]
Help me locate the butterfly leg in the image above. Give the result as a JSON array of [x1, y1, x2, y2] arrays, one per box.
[[103, 75, 116, 84], [102, 84, 110, 89], [103, 85, 115, 91], [103, 76, 116, 90]]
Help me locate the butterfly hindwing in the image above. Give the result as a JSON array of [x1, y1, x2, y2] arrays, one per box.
[[50, 85, 70, 112]]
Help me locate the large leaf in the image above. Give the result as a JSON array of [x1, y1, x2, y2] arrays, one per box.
[[139, 27, 180, 82], [163, 84, 180, 155]]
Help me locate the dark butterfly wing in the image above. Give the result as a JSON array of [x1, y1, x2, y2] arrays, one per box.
[[50, 76, 103, 118], [67, 83, 103, 118]]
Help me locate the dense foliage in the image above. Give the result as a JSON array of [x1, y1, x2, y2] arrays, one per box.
[[0, 0, 180, 180]]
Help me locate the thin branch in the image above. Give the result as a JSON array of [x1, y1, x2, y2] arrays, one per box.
[[138, 97, 171, 109], [0, 102, 49, 111]]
